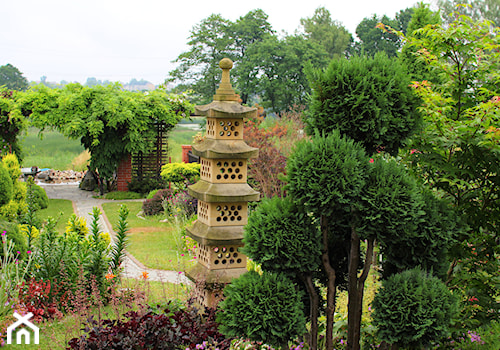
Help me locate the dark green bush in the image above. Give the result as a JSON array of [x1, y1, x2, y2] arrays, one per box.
[[141, 189, 172, 216], [243, 196, 321, 274], [285, 130, 368, 218], [305, 52, 421, 155], [372, 267, 459, 349], [127, 177, 164, 194], [218, 271, 306, 348], [0, 163, 13, 206], [361, 159, 456, 279]]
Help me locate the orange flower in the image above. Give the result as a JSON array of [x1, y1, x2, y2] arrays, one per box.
[[141, 271, 149, 280], [105, 273, 116, 280]]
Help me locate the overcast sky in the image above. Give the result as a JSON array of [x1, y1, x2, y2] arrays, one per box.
[[2, 0, 435, 85]]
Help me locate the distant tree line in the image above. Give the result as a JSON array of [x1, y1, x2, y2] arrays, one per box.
[[167, 0, 499, 115]]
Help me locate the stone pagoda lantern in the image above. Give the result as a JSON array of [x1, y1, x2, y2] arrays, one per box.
[[186, 58, 260, 307]]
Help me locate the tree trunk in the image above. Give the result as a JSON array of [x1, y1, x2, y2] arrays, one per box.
[[347, 226, 361, 350], [320, 215, 336, 350], [347, 227, 375, 350], [301, 273, 319, 350]]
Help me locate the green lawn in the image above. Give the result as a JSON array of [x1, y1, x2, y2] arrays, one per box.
[[168, 125, 199, 163], [37, 198, 75, 233], [20, 127, 86, 170], [102, 201, 193, 270], [20, 125, 199, 169]]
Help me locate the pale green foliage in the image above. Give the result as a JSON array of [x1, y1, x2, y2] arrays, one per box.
[[65, 214, 89, 237], [0, 163, 13, 206], [404, 11, 500, 325], [160, 162, 200, 187], [1, 153, 21, 182], [300, 7, 352, 59]]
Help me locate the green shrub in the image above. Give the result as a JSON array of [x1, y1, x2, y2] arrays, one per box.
[[1, 153, 21, 182], [146, 189, 159, 199], [218, 271, 307, 349], [127, 177, 164, 194], [0, 163, 13, 206], [305, 52, 421, 155], [160, 162, 200, 187], [243, 196, 321, 273], [372, 267, 459, 349], [31, 183, 49, 209]]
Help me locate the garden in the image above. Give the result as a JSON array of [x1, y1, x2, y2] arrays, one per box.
[[1, 9, 499, 350]]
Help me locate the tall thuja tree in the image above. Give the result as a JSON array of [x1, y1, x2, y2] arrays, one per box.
[[286, 133, 457, 350], [403, 12, 500, 327], [302, 53, 452, 349], [286, 132, 367, 350], [241, 196, 322, 349]]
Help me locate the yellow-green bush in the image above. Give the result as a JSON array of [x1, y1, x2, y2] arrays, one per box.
[[160, 162, 200, 187], [0, 163, 13, 207], [1, 153, 21, 182]]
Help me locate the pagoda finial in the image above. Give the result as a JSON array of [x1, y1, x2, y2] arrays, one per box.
[[214, 58, 239, 101]]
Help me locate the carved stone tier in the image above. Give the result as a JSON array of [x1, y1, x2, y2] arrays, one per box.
[[195, 100, 257, 119], [188, 181, 259, 203], [192, 139, 258, 159], [186, 220, 245, 246]]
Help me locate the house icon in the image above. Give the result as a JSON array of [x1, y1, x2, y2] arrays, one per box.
[[6, 312, 40, 345]]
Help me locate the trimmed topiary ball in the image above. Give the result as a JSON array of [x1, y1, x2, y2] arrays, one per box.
[[372, 267, 459, 349], [218, 271, 307, 348], [243, 195, 321, 274], [305, 52, 421, 155]]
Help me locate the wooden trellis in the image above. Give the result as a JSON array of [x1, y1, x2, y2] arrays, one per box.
[[132, 121, 173, 181]]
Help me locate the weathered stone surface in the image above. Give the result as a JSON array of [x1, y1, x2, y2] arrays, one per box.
[[79, 171, 97, 191], [186, 263, 248, 284], [195, 101, 257, 119], [37, 170, 85, 183], [192, 139, 258, 159], [188, 180, 260, 202], [186, 220, 244, 246]]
